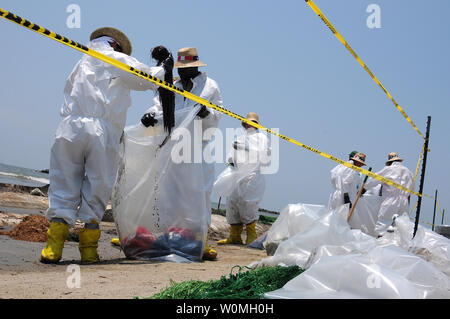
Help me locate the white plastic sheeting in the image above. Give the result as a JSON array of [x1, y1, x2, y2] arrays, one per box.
[[265, 244, 450, 299], [251, 203, 450, 299], [253, 204, 374, 268], [379, 213, 450, 277], [111, 105, 208, 262], [263, 203, 331, 255]]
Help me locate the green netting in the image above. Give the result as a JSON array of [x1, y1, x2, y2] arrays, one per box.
[[149, 265, 303, 299], [258, 215, 277, 225]]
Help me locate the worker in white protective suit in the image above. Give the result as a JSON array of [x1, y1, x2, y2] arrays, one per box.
[[216, 112, 271, 246], [364, 152, 414, 236], [328, 151, 367, 211], [141, 47, 223, 260], [40, 27, 169, 264]]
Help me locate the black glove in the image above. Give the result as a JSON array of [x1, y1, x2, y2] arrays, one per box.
[[197, 105, 210, 118], [162, 53, 174, 73], [141, 112, 158, 127], [361, 188, 367, 195], [343, 193, 352, 209]]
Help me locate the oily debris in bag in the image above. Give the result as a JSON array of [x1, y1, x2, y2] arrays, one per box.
[[122, 226, 203, 261]]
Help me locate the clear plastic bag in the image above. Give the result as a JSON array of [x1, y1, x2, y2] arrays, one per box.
[[111, 106, 208, 262], [348, 193, 382, 237], [212, 166, 247, 197]]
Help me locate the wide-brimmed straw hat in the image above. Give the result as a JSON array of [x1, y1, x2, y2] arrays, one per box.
[[174, 47, 207, 68], [90, 27, 132, 55], [241, 112, 260, 128], [351, 152, 367, 166], [386, 152, 403, 165]]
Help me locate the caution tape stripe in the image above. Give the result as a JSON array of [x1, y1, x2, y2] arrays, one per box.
[[410, 217, 434, 228], [413, 143, 425, 184], [409, 201, 418, 217], [436, 201, 444, 218], [305, 0, 425, 140], [0, 7, 423, 198]]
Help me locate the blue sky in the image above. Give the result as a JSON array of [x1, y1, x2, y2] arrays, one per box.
[[0, 0, 449, 228]]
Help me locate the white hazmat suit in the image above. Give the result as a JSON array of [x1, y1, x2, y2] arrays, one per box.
[[328, 160, 362, 212], [214, 128, 271, 225], [46, 37, 164, 226], [364, 161, 415, 235]]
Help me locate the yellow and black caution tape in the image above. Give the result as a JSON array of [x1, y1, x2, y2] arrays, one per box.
[[305, 0, 425, 140], [0, 8, 422, 198], [410, 218, 434, 228], [413, 142, 426, 184], [436, 201, 444, 218], [409, 201, 418, 217]]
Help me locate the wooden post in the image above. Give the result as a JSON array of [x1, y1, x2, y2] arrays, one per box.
[[347, 167, 372, 223], [414, 116, 431, 238]]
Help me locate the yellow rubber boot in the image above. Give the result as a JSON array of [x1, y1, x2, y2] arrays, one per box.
[[245, 221, 257, 245], [78, 227, 101, 264], [110, 238, 120, 246], [217, 224, 243, 245], [202, 235, 217, 260], [40, 221, 70, 263]]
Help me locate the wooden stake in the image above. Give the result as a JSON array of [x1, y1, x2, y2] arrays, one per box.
[[347, 167, 372, 222]]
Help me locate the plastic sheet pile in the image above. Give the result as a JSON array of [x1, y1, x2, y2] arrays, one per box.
[[250, 203, 450, 299]]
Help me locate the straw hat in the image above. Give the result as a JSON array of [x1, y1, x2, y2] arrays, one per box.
[[351, 152, 367, 166], [174, 47, 207, 68], [90, 27, 132, 55], [386, 152, 403, 165], [241, 112, 260, 127]]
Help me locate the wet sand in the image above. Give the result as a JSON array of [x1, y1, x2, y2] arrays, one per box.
[[0, 217, 269, 299]]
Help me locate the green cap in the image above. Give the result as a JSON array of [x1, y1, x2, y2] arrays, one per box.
[[349, 151, 358, 159]]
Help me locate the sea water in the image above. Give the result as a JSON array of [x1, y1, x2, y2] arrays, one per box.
[[0, 163, 49, 188]]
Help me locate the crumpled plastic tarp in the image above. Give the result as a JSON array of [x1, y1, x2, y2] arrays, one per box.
[[111, 105, 208, 262], [264, 244, 450, 299], [253, 204, 374, 268], [378, 213, 450, 276], [262, 203, 331, 256], [250, 202, 450, 299]]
